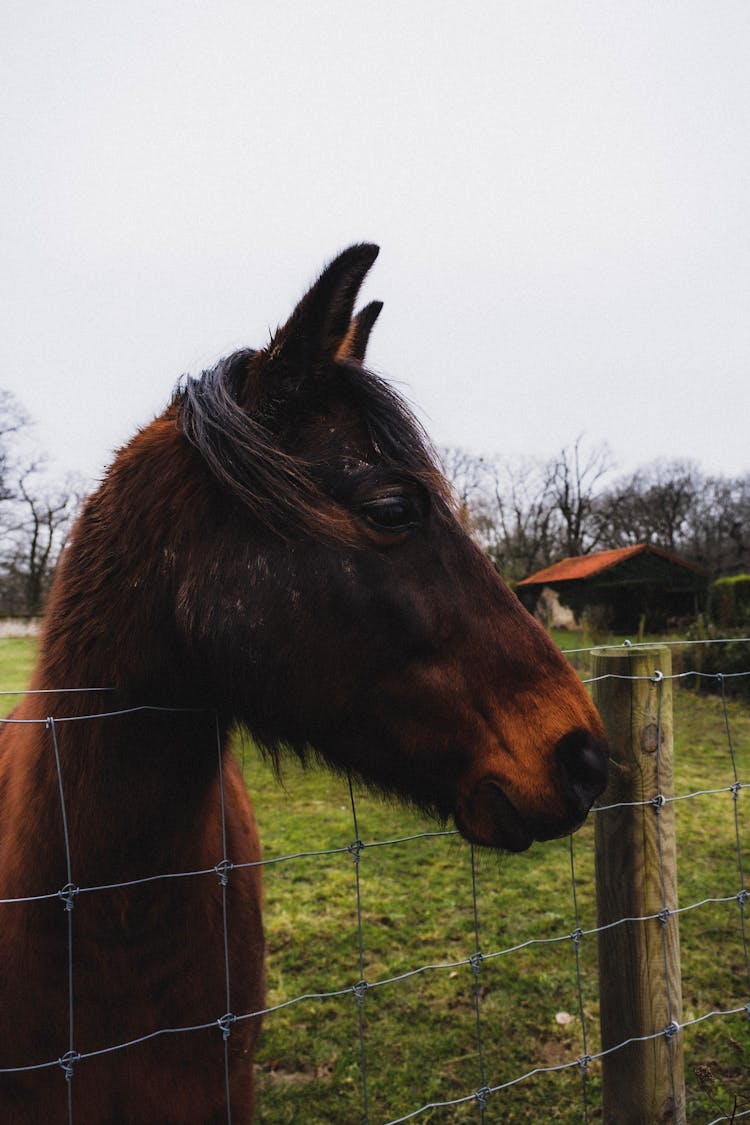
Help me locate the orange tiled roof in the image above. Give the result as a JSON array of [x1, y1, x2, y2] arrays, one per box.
[[516, 544, 702, 587]]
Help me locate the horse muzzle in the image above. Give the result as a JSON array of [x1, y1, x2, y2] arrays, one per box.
[[455, 731, 609, 852]]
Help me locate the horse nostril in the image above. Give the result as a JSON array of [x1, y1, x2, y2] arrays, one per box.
[[556, 730, 609, 818]]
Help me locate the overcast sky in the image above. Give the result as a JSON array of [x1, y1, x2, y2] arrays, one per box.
[[2, 1, 749, 491]]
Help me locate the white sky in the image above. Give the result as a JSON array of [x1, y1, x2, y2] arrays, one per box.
[[2, 1, 749, 489]]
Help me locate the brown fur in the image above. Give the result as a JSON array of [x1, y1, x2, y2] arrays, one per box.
[[0, 245, 607, 1122]]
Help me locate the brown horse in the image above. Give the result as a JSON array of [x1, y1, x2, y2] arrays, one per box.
[[0, 245, 607, 1123]]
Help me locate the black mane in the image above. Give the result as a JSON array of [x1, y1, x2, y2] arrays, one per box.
[[174, 349, 449, 542]]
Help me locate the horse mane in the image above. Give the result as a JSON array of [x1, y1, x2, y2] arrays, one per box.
[[174, 348, 451, 543]]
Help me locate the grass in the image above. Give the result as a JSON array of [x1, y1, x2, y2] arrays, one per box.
[[2, 635, 749, 1122], [0, 635, 36, 702]]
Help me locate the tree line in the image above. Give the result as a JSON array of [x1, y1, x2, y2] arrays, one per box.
[[442, 437, 749, 583], [1, 387, 748, 618]]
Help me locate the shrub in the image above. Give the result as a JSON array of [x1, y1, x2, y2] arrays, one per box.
[[707, 574, 750, 629], [684, 617, 750, 698]]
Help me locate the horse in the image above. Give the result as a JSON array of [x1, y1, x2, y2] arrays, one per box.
[[0, 244, 608, 1123]]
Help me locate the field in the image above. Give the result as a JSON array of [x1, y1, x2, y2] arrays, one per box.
[[1, 636, 749, 1122]]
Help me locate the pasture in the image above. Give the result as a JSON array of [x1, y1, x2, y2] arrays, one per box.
[[2, 635, 748, 1122]]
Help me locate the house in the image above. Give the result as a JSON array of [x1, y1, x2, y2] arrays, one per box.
[[516, 544, 708, 632]]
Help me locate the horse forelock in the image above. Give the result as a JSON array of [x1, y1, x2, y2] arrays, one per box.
[[174, 350, 452, 544]]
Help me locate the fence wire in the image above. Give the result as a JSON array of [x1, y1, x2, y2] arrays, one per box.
[[0, 640, 748, 1123]]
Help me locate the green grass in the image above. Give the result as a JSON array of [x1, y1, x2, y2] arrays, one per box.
[[0, 635, 36, 704], [2, 637, 749, 1122], [243, 699, 750, 1124]]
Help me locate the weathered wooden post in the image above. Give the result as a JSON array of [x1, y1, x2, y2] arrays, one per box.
[[592, 645, 685, 1124]]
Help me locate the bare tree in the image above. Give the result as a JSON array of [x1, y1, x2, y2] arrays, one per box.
[[0, 389, 30, 505], [439, 446, 488, 530], [442, 438, 616, 580], [638, 461, 700, 550], [478, 456, 558, 580], [0, 390, 85, 616], [5, 467, 81, 615], [684, 472, 750, 577], [597, 460, 704, 555], [546, 436, 615, 558]]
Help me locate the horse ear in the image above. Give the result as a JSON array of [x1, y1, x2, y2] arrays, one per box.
[[266, 244, 380, 370], [335, 300, 384, 364]]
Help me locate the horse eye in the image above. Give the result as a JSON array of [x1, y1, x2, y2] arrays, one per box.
[[360, 495, 422, 533]]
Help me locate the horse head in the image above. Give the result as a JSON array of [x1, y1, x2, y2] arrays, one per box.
[[169, 244, 607, 851]]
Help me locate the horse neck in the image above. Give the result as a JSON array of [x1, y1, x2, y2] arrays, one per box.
[[31, 409, 230, 715], [3, 692, 229, 896], [3, 420, 233, 891]]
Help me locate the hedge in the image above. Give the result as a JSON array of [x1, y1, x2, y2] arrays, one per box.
[[706, 574, 750, 629]]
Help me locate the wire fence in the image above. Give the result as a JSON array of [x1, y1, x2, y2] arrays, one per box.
[[0, 638, 748, 1123]]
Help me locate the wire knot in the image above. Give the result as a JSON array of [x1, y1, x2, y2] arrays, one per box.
[[570, 927, 584, 950], [730, 781, 742, 801], [215, 859, 233, 886], [474, 1085, 491, 1109], [347, 840, 364, 864], [58, 883, 77, 912], [663, 1020, 680, 1041], [578, 1054, 592, 1075], [737, 889, 748, 909], [469, 951, 484, 975], [59, 1050, 80, 1081], [651, 793, 666, 811], [352, 979, 368, 1005], [217, 1012, 235, 1040], [657, 908, 672, 927], [651, 669, 664, 683]]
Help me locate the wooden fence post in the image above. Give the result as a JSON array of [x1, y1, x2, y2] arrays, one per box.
[[592, 645, 686, 1125]]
